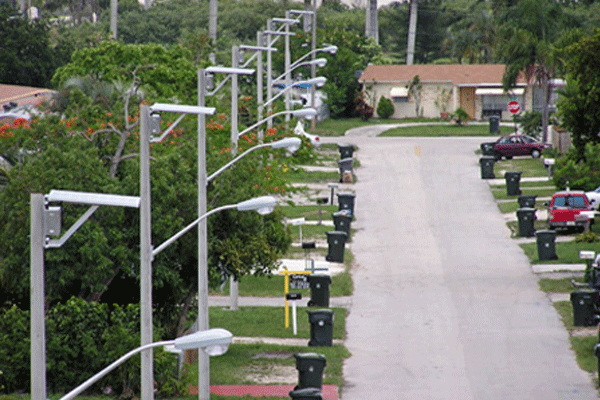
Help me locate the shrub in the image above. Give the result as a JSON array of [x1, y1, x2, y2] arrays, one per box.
[[376, 96, 394, 119]]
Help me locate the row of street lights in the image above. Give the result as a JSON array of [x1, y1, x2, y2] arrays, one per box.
[[31, 6, 334, 400]]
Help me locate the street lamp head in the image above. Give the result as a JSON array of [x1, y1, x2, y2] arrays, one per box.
[[311, 58, 327, 68], [269, 137, 302, 153], [236, 196, 277, 215], [174, 328, 233, 356], [307, 76, 327, 87], [292, 108, 317, 119], [205, 66, 255, 76], [325, 45, 338, 54]]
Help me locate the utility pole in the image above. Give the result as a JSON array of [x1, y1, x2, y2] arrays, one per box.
[[365, 0, 378, 43], [406, 0, 418, 65]]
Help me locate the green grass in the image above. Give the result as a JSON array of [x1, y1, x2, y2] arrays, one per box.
[[492, 157, 549, 178], [491, 187, 557, 201], [281, 204, 339, 221], [315, 117, 407, 136], [519, 240, 600, 264], [380, 123, 506, 137], [209, 306, 346, 340], [288, 169, 340, 184], [539, 277, 585, 293], [497, 199, 548, 214], [212, 267, 353, 298]]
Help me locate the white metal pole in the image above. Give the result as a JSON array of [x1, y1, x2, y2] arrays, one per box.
[[310, 2, 317, 132], [292, 300, 298, 335], [231, 46, 239, 155], [257, 31, 264, 143], [266, 24, 273, 129], [30, 193, 46, 400], [139, 105, 154, 400], [284, 12, 292, 128], [197, 69, 211, 400]]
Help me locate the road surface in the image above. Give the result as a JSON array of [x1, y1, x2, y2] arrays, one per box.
[[328, 129, 597, 400]]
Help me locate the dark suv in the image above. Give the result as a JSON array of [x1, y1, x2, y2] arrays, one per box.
[[547, 191, 595, 231]]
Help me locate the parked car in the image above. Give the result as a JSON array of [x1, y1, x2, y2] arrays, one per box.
[[586, 186, 600, 210], [492, 134, 550, 160], [547, 191, 595, 231]]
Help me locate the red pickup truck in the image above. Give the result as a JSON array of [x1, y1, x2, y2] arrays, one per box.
[[547, 191, 595, 231]]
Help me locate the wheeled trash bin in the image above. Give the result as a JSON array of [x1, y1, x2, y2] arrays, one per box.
[[505, 171, 522, 196], [325, 231, 347, 263], [307, 309, 334, 347], [536, 230, 558, 261], [294, 353, 326, 389], [570, 289, 600, 326], [479, 156, 495, 179], [308, 274, 332, 307], [516, 207, 536, 237]]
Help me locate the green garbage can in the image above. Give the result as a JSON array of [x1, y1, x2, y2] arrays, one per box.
[[570, 289, 600, 326], [489, 116, 500, 134], [479, 156, 495, 179], [516, 207, 536, 237], [294, 353, 326, 389], [518, 195, 537, 208], [325, 231, 347, 263], [338, 144, 355, 159], [480, 142, 496, 156], [307, 309, 334, 347], [505, 171, 522, 196], [289, 387, 323, 400], [536, 230, 558, 261], [332, 210, 352, 236], [308, 274, 332, 307], [337, 193, 356, 215], [338, 158, 353, 183]]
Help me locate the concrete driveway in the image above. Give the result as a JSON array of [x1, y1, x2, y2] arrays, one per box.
[[322, 128, 598, 399]]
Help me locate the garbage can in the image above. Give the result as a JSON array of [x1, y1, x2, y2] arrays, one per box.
[[480, 142, 496, 156], [337, 193, 356, 215], [479, 156, 495, 179], [338, 144, 355, 159], [505, 171, 522, 196], [289, 387, 323, 400], [307, 309, 334, 347], [332, 210, 352, 236], [308, 274, 332, 307], [516, 207, 536, 237], [294, 353, 326, 389], [570, 289, 600, 326], [518, 195, 537, 208], [489, 116, 500, 134], [325, 231, 347, 263], [338, 158, 353, 183], [536, 230, 558, 261]]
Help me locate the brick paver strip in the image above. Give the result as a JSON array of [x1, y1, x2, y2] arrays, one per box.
[[188, 384, 339, 399]]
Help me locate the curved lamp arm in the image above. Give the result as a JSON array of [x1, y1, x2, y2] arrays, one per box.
[[263, 78, 326, 108]]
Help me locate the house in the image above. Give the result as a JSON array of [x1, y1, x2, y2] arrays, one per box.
[[358, 64, 547, 121], [0, 84, 55, 123]]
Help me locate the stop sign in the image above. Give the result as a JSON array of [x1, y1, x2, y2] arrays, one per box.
[[507, 100, 520, 114]]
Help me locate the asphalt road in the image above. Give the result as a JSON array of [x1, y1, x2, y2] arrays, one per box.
[[326, 129, 598, 400]]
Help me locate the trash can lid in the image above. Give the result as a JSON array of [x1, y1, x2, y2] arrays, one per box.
[[326, 230, 348, 238], [294, 352, 327, 361], [289, 387, 323, 397], [516, 207, 536, 212], [332, 210, 352, 217]]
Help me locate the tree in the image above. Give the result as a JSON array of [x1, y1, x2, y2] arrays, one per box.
[[407, 75, 422, 117], [376, 96, 394, 119], [557, 29, 600, 161], [0, 6, 63, 87]]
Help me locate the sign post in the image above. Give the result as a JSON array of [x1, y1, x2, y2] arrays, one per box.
[[508, 100, 520, 133]]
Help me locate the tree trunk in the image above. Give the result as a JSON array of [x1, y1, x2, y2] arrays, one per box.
[[541, 74, 550, 143], [406, 0, 418, 65]]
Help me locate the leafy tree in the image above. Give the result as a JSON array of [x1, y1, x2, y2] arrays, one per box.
[[376, 96, 394, 119], [0, 6, 63, 87], [407, 75, 422, 117], [557, 29, 600, 161]]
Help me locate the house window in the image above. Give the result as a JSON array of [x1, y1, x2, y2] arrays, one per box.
[[390, 87, 408, 103], [476, 87, 524, 115]]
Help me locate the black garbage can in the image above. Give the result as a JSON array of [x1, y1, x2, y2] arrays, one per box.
[[289, 387, 323, 400], [338, 158, 353, 183], [307, 309, 334, 347], [332, 210, 352, 236], [516, 207, 536, 237], [505, 171, 522, 196], [570, 289, 600, 326], [480, 142, 496, 156], [536, 230, 558, 261], [337, 193, 355, 215], [489, 116, 500, 134], [338, 144, 355, 159], [479, 156, 495, 179], [325, 231, 347, 263], [294, 353, 326, 389], [518, 195, 537, 208], [308, 274, 332, 307]]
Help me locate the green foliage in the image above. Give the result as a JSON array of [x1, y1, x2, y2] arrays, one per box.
[[354, 92, 374, 121], [574, 231, 600, 243], [558, 29, 600, 161], [376, 96, 394, 119], [450, 107, 470, 126], [552, 142, 600, 191], [0, 6, 64, 87], [515, 111, 542, 138], [0, 298, 180, 397]]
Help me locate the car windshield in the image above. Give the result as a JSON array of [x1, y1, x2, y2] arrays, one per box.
[[552, 195, 587, 208], [522, 136, 539, 143]]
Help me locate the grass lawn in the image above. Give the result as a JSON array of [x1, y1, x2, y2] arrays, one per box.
[[491, 186, 556, 201], [380, 123, 503, 137], [520, 239, 600, 264], [492, 157, 549, 178], [211, 267, 354, 298]]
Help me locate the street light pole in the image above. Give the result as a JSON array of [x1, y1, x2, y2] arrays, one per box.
[[30, 194, 46, 400]]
